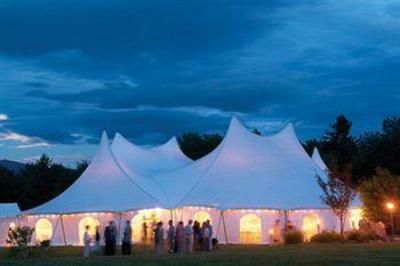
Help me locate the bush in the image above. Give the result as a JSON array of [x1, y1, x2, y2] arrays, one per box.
[[7, 226, 35, 257], [345, 230, 378, 243], [310, 231, 343, 243], [284, 231, 304, 245], [39, 240, 51, 248]]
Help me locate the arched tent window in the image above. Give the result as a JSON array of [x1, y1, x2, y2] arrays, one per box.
[[193, 211, 212, 224], [350, 208, 363, 230], [79, 217, 100, 245], [131, 209, 161, 243], [35, 218, 53, 243], [240, 214, 262, 244], [302, 213, 320, 241]]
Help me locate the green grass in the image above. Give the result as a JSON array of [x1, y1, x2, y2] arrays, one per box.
[[1, 243, 400, 266]]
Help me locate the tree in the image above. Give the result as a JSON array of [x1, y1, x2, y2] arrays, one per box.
[[18, 154, 85, 210], [0, 166, 19, 202], [319, 115, 359, 185], [7, 226, 35, 258], [302, 139, 322, 156], [178, 132, 223, 160], [359, 168, 400, 231], [317, 163, 355, 236]]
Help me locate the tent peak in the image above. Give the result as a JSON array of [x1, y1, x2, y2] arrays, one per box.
[[312, 147, 328, 171], [99, 131, 111, 148]]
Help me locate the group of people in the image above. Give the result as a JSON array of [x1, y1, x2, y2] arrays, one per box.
[[83, 220, 132, 258], [165, 219, 214, 254], [82, 219, 214, 257]]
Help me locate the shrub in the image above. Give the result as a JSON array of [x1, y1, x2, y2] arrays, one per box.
[[284, 231, 304, 245], [7, 226, 35, 257], [345, 230, 378, 243], [39, 240, 51, 248], [310, 231, 343, 243]]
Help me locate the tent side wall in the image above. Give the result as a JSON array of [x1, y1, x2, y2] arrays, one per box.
[[0, 207, 363, 246]]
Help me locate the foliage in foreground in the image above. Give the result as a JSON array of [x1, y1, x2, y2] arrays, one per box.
[[359, 168, 400, 229], [310, 231, 343, 243], [7, 226, 35, 258], [283, 231, 304, 244]]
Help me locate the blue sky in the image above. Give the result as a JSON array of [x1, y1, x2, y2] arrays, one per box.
[[0, 0, 399, 165]]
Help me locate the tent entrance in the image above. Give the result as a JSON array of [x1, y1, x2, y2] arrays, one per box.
[[302, 213, 320, 241], [78, 217, 100, 245], [240, 214, 262, 244], [131, 208, 162, 244]]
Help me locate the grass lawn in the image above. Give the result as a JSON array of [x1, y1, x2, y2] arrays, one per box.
[[1, 243, 400, 266]]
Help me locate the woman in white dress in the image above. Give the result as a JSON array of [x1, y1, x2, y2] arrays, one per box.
[[83, 225, 91, 258]]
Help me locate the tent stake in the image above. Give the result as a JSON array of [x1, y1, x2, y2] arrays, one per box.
[[60, 214, 67, 246], [221, 211, 229, 244]]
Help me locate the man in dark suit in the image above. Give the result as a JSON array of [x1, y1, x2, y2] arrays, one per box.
[[104, 221, 117, 255]]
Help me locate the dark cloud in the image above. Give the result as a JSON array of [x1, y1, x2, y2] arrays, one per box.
[[23, 82, 49, 88], [0, 0, 399, 164]]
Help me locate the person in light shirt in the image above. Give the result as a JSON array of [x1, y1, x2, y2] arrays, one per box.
[[184, 220, 194, 253], [83, 225, 91, 258]]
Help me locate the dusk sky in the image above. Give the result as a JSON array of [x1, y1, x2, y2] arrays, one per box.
[[1, 0, 399, 165]]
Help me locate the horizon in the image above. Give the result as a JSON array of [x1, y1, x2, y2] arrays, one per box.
[[1, 0, 399, 165]]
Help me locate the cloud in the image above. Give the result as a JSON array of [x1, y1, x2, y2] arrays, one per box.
[[16, 142, 51, 149], [0, 114, 8, 121], [0, 131, 33, 142]]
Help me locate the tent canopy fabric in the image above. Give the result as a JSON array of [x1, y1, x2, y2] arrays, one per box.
[[25, 132, 165, 215], [0, 203, 20, 218], [312, 147, 328, 171], [157, 117, 326, 209], [111, 133, 192, 176], [24, 117, 343, 214]]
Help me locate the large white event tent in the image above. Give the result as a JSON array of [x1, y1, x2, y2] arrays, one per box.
[[1, 117, 362, 246]]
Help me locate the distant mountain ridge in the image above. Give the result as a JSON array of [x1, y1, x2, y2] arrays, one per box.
[[0, 159, 26, 174]]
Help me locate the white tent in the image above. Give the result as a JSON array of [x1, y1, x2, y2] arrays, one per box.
[[2, 117, 362, 246], [25, 132, 164, 215], [111, 133, 191, 176], [312, 147, 328, 171], [156, 117, 325, 210]]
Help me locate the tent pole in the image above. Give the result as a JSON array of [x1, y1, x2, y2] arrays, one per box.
[[216, 210, 223, 240], [284, 210, 288, 233], [221, 211, 229, 244], [60, 214, 67, 246], [117, 212, 122, 245], [180, 208, 183, 222], [169, 209, 174, 223]]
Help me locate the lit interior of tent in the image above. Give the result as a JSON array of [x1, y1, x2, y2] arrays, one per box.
[[35, 218, 53, 243]]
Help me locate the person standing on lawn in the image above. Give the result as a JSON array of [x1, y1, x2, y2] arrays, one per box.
[[193, 221, 201, 251], [176, 221, 185, 254], [184, 220, 194, 253], [122, 220, 132, 255], [167, 220, 176, 253], [201, 222, 209, 251], [93, 226, 101, 254], [104, 221, 117, 255], [272, 220, 282, 244], [206, 220, 213, 250], [154, 221, 164, 255], [83, 225, 91, 258]]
